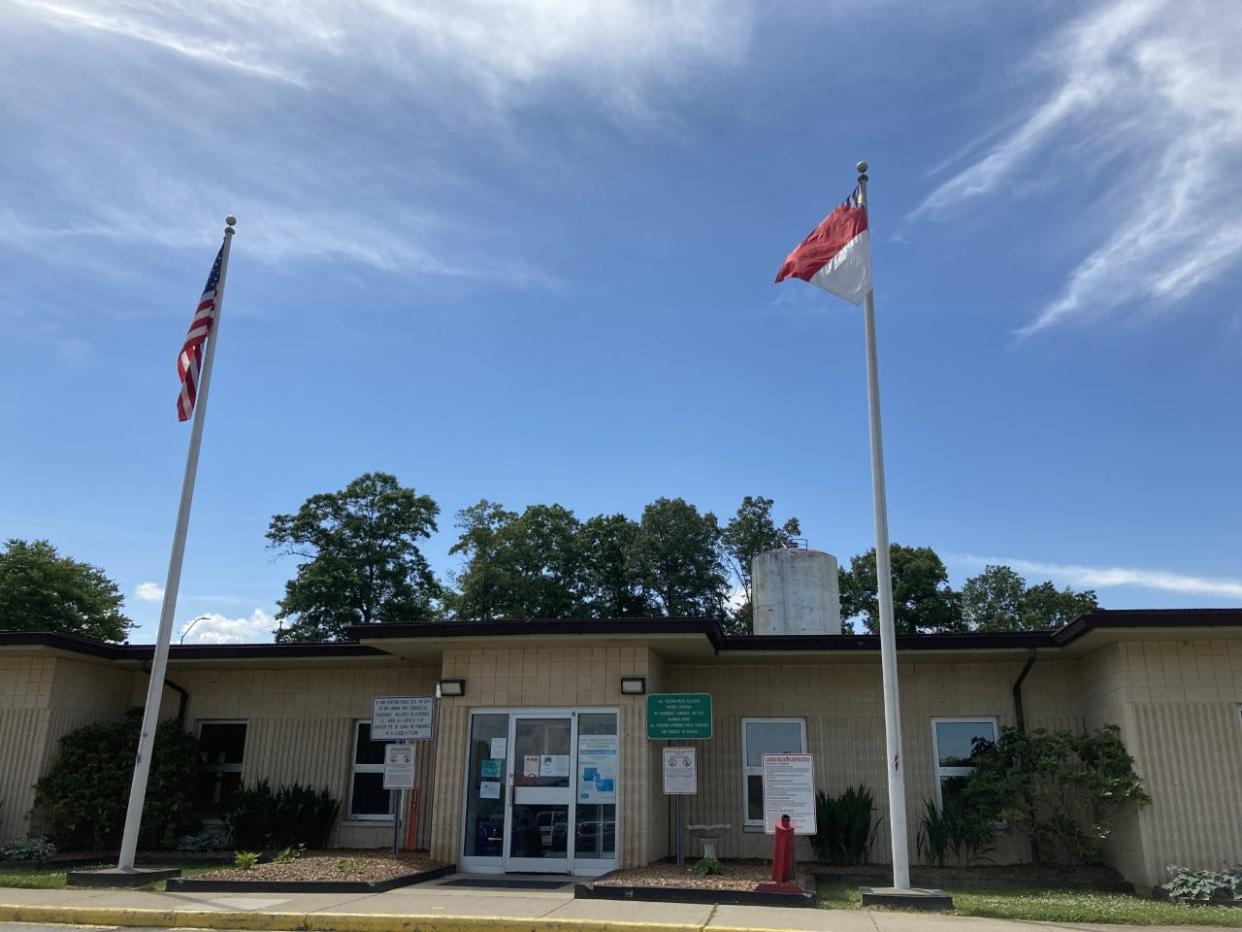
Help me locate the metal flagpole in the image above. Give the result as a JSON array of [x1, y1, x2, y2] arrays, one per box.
[[117, 217, 237, 871], [854, 163, 911, 891]]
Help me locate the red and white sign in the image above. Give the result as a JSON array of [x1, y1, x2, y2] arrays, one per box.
[[762, 753, 816, 835]]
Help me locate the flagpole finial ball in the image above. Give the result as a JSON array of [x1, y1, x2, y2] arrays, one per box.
[[225, 216, 237, 227], [856, 161, 868, 174]]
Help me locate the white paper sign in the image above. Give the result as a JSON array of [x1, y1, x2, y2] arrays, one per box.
[[662, 746, 697, 795], [479, 781, 501, 799], [523, 755, 540, 778], [382, 744, 415, 790], [761, 753, 816, 835], [371, 695, 435, 741], [540, 754, 570, 778], [490, 737, 507, 759]]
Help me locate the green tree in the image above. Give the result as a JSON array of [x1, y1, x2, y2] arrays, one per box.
[[721, 496, 801, 634], [268, 473, 440, 642], [632, 498, 728, 618], [447, 500, 517, 621], [840, 544, 963, 634], [577, 513, 652, 617], [0, 539, 132, 642], [962, 564, 1098, 631]]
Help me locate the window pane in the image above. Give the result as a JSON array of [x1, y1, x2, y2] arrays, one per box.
[[350, 771, 392, 816], [747, 774, 764, 820], [940, 774, 970, 813], [355, 722, 386, 765], [935, 721, 995, 767], [510, 804, 568, 859], [465, 713, 508, 858], [744, 721, 804, 767], [575, 804, 616, 859], [200, 723, 246, 766]]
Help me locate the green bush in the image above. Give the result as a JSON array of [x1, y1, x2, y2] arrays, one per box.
[[1, 836, 57, 862], [694, 856, 722, 876], [233, 850, 260, 871], [222, 781, 339, 850], [915, 798, 995, 867], [1166, 865, 1242, 902], [810, 785, 881, 865], [34, 709, 203, 850], [961, 725, 1149, 866]]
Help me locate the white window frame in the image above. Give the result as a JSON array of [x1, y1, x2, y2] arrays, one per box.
[[349, 720, 394, 822], [741, 717, 807, 829], [198, 719, 247, 813], [930, 716, 998, 812]]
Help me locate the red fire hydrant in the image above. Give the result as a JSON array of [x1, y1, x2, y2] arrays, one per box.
[[771, 814, 794, 883], [756, 814, 801, 894]]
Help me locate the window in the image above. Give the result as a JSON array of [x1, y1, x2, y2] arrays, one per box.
[[199, 721, 246, 814], [349, 721, 395, 820], [931, 718, 997, 812], [741, 718, 806, 827]]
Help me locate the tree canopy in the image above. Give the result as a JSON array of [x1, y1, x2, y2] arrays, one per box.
[[268, 472, 440, 642], [0, 539, 132, 642], [721, 496, 801, 632], [839, 544, 964, 635]]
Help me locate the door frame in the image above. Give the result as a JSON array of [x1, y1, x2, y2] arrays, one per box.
[[458, 707, 620, 876], [503, 711, 575, 873]]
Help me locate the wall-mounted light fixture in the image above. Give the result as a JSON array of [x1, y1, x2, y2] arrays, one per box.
[[438, 678, 466, 697], [620, 676, 647, 695]]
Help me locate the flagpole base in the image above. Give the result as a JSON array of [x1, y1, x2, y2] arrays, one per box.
[[68, 866, 182, 887], [860, 886, 953, 911]]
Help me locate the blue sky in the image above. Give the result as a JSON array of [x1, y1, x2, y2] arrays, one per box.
[[3, 0, 1240, 644]]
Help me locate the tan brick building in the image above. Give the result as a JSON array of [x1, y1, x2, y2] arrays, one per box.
[[1, 608, 1239, 892]]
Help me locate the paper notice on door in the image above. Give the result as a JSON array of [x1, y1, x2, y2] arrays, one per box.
[[523, 755, 540, 778], [490, 737, 507, 759], [540, 755, 569, 777], [479, 781, 501, 799]]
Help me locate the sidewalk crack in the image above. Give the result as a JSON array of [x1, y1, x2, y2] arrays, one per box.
[[701, 902, 719, 929]]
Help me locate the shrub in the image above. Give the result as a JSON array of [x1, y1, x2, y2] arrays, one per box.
[[694, 856, 722, 876], [1166, 865, 1242, 902], [915, 799, 995, 867], [1, 836, 57, 862], [33, 709, 204, 850], [961, 725, 1149, 866], [222, 781, 339, 851], [176, 829, 230, 852], [336, 856, 364, 873], [810, 785, 881, 865], [233, 851, 260, 871]]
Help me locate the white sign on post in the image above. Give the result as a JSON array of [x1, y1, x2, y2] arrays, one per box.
[[383, 744, 415, 790], [761, 753, 816, 835], [371, 695, 435, 741], [662, 747, 697, 795]]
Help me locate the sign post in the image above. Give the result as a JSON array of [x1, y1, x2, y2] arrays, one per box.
[[662, 747, 697, 865], [372, 695, 435, 854], [647, 695, 711, 867]]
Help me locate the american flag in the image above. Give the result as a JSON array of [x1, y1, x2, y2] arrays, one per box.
[[177, 244, 223, 422]]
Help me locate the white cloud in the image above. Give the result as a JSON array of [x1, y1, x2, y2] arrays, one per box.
[[952, 553, 1242, 600], [1, 1, 754, 278], [913, 0, 1242, 334], [179, 609, 277, 644], [134, 581, 164, 602]]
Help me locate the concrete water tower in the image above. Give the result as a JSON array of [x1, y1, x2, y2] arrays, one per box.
[[752, 546, 841, 635]]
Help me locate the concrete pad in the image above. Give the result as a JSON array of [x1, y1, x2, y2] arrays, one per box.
[[544, 898, 713, 925], [710, 903, 877, 932], [203, 898, 292, 911], [860, 885, 952, 910], [68, 867, 180, 888], [333, 892, 563, 919]]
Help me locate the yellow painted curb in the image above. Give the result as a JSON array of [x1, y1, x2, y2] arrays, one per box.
[[0, 904, 723, 932]]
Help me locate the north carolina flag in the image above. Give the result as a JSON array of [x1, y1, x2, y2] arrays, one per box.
[[775, 186, 872, 304]]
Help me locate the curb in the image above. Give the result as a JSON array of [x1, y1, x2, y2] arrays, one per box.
[[0, 904, 761, 932]]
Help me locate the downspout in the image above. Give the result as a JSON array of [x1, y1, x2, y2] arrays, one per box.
[[143, 662, 190, 726], [1011, 647, 1038, 863], [1012, 647, 1037, 734]]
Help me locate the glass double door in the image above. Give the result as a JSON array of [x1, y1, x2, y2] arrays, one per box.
[[462, 709, 617, 875]]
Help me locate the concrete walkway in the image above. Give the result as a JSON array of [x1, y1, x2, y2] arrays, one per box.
[[0, 878, 1233, 932]]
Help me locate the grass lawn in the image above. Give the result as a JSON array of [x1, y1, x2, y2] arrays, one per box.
[[0, 862, 220, 890], [818, 879, 1242, 927]]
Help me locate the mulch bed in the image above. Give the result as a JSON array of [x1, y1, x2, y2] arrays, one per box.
[[578, 859, 816, 908], [594, 859, 811, 891], [166, 850, 452, 893]]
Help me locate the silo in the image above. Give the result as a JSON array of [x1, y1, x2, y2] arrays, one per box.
[[752, 547, 841, 636]]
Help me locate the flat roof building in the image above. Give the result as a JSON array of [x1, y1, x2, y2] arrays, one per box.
[[2, 607, 1240, 892]]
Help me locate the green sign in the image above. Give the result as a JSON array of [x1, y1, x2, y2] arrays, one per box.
[[646, 693, 713, 740]]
